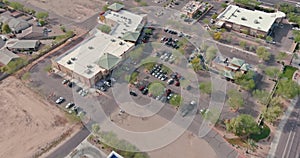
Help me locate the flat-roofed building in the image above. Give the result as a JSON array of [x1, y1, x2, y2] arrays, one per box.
[[217, 5, 285, 37], [52, 30, 134, 87], [181, 1, 205, 18], [6, 39, 40, 52], [99, 6, 146, 43]]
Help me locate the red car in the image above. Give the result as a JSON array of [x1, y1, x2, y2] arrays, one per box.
[[175, 81, 180, 87]]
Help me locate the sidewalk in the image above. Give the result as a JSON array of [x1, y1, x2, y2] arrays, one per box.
[[66, 135, 107, 158], [267, 98, 299, 158]]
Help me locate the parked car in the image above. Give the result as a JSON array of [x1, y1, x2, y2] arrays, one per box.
[[62, 79, 69, 85], [129, 91, 138, 96], [68, 81, 75, 88], [167, 78, 174, 85], [142, 87, 149, 95], [55, 97, 64, 104], [180, 101, 197, 117], [175, 81, 180, 87], [65, 102, 75, 109], [98, 86, 107, 92], [76, 87, 83, 92], [104, 81, 111, 87]]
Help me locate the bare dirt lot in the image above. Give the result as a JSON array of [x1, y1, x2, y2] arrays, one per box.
[[25, 0, 105, 22], [0, 76, 73, 158]]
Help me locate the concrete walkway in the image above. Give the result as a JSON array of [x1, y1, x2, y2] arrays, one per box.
[[66, 135, 107, 158], [268, 98, 299, 158]]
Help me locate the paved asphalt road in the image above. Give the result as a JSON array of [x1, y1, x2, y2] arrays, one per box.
[[274, 98, 300, 158], [46, 126, 90, 158]]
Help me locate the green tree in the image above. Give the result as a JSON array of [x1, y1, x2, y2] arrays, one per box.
[[169, 95, 183, 107], [205, 46, 217, 62], [276, 52, 287, 61], [252, 89, 269, 105], [226, 114, 260, 137], [262, 105, 283, 123], [211, 14, 218, 20], [234, 71, 256, 91], [277, 79, 300, 99], [256, 46, 271, 61], [144, 28, 152, 35], [202, 18, 209, 24], [38, 19, 46, 26], [293, 30, 300, 43], [202, 108, 220, 124], [227, 89, 244, 111], [191, 57, 204, 71], [239, 41, 247, 49], [264, 67, 281, 79], [266, 36, 273, 43], [98, 25, 111, 33], [102, 4, 109, 11], [148, 82, 165, 96], [221, 3, 228, 8], [213, 31, 222, 40], [92, 123, 100, 135], [1, 23, 11, 34], [9, 2, 24, 10], [199, 81, 212, 94], [35, 12, 49, 19]]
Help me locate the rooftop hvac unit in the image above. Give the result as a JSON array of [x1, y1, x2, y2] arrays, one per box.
[[87, 65, 93, 68]]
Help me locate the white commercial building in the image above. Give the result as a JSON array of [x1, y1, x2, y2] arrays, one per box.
[[52, 31, 134, 87], [217, 5, 285, 37], [99, 5, 146, 43]]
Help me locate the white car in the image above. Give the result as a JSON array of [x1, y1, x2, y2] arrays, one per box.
[[55, 97, 64, 104], [65, 102, 75, 109]]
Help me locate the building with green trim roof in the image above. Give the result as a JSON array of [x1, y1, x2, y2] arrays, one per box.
[[224, 70, 235, 80], [230, 57, 245, 68], [95, 53, 121, 70], [122, 31, 140, 43], [108, 3, 125, 12]]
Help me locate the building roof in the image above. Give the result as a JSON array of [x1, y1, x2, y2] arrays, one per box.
[[107, 151, 124, 158], [240, 63, 250, 71], [224, 70, 235, 79], [181, 1, 203, 14], [16, 26, 45, 39], [230, 57, 245, 67], [55, 30, 134, 79], [217, 5, 286, 32], [0, 11, 31, 33], [103, 10, 144, 39], [95, 53, 120, 70], [108, 3, 125, 11], [121, 31, 140, 42], [6, 39, 39, 49], [0, 48, 19, 65]]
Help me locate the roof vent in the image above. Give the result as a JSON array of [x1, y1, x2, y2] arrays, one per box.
[[259, 16, 262, 19], [85, 69, 93, 74], [237, 10, 240, 12], [111, 39, 116, 42], [71, 57, 77, 61], [88, 46, 94, 50], [241, 17, 246, 21], [119, 42, 124, 45], [254, 20, 259, 24], [67, 60, 72, 65], [87, 65, 93, 68]]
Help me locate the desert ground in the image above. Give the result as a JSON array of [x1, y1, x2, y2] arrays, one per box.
[[108, 110, 217, 158], [25, 0, 105, 22], [0, 76, 73, 158]]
